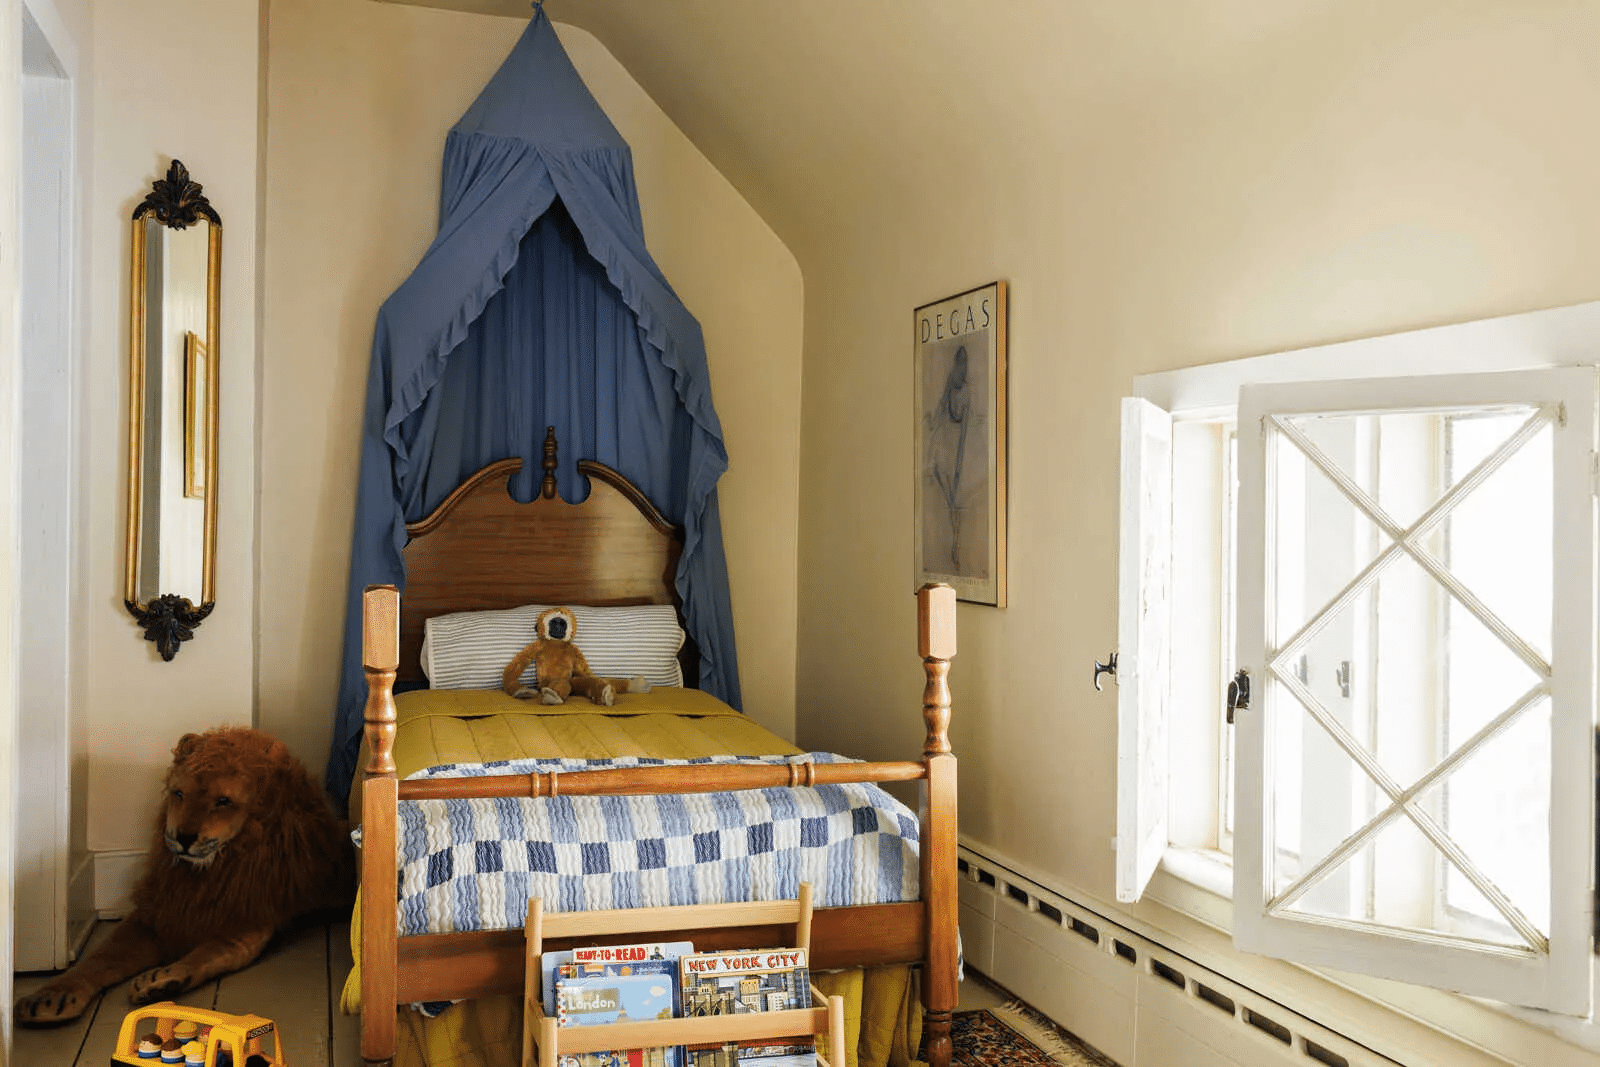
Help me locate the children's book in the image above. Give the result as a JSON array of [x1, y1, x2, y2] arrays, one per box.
[[557, 971, 676, 1026], [685, 1039, 817, 1066], [678, 949, 810, 1018], [555, 971, 683, 1067], [557, 1051, 681, 1067], [542, 941, 694, 1017], [679, 950, 814, 1065]]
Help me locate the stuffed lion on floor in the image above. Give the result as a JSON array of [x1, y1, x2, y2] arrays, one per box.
[[16, 727, 354, 1025]]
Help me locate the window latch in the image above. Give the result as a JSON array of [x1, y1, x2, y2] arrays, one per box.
[[1226, 668, 1250, 724], [1093, 651, 1118, 692]]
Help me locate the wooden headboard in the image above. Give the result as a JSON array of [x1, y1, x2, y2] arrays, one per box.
[[398, 428, 690, 684]]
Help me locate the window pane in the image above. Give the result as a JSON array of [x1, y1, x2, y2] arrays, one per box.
[[1444, 415, 1552, 662], [1220, 429, 1238, 848], [1442, 412, 1553, 936], [1271, 414, 1390, 640], [1443, 699, 1552, 939], [1266, 558, 1418, 915], [1260, 401, 1554, 952], [1272, 691, 1552, 950]]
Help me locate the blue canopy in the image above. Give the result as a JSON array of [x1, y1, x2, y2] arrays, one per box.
[[326, 11, 742, 798]]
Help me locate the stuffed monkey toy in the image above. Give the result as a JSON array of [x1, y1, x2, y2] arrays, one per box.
[[500, 607, 652, 706]]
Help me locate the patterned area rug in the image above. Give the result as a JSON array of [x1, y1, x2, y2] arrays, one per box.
[[951, 1009, 1059, 1065], [950, 1006, 1120, 1067]]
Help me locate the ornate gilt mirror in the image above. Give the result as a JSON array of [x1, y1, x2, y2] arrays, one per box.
[[123, 160, 220, 660]]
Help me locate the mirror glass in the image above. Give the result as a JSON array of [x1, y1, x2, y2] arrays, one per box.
[[124, 161, 220, 660]]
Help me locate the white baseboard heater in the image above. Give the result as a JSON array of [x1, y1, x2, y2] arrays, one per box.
[[956, 845, 1400, 1067]]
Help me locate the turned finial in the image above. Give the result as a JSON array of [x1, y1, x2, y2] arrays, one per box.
[[917, 583, 956, 756], [362, 584, 400, 777], [541, 426, 559, 499]]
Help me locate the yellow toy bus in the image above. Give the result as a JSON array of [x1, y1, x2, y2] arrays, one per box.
[[111, 1002, 284, 1067]]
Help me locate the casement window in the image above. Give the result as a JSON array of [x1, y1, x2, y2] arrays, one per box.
[[1116, 306, 1600, 1016]]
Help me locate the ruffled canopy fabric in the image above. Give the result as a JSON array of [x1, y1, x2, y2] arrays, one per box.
[[326, 12, 741, 798]]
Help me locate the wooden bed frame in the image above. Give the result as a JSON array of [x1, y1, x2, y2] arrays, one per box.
[[358, 430, 959, 1067]]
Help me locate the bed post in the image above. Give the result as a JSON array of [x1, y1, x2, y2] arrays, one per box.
[[361, 584, 401, 1067], [540, 425, 559, 499], [916, 583, 958, 1067]]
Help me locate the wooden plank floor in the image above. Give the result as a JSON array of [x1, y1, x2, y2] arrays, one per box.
[[13, 920, 361, 1067]]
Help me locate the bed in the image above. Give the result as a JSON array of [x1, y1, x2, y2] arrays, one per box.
[[354, 434, 959, 1067]]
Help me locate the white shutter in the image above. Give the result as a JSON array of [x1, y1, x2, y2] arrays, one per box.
[[1233, 367, 1596, 1014], [1116, 397, 1173, 903]]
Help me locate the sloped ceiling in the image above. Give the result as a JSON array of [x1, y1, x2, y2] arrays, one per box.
[[373, 0, 1325, 263]]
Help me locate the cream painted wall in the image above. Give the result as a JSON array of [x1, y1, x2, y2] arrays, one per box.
[[84, 0, 259, 863], [793, 0, 1600, 924], [257, 1, 803, 778]]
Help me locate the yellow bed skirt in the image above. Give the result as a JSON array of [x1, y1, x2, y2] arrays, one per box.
[[341, 894, 923, 1067], [345, 687, 927, 1067]]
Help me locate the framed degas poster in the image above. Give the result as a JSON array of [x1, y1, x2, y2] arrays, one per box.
[[914, 281, 1007, 606]]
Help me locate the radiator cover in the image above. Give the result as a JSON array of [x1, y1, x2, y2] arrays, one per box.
[[957, 844, 1404, 1067]]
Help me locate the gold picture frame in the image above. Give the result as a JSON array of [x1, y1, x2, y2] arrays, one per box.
[[183, 330, 209, 499], [913, 281, 1007, 607], [124, 160, 222, 661]]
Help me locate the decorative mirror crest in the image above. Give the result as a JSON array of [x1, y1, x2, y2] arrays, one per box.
[[132, 160, 220, 231], [126, 595, 215, 663], [124, 159, 222, 660]]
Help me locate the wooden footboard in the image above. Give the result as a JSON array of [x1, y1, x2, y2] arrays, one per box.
[[359, 583, 959, 1067]]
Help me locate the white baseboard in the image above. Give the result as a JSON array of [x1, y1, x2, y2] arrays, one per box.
[[957, 842, 1506, 1067], [69, 850, 93, 911], [68, 851, 96, 960], [92, 849, 143, 917]]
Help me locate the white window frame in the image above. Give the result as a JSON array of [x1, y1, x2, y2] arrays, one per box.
[[1116, 397, 1171, 902], [1115, 300, 1600, 1036], [1234, 368, 1595, 1015]]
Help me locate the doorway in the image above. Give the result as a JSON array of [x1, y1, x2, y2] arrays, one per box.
[[15, 0, 89, 979]]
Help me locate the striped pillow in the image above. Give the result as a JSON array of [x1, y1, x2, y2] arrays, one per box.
[[420, 604, 685, 691]]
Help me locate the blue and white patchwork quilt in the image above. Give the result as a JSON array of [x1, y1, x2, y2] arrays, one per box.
[[371, 752, 922, 937]]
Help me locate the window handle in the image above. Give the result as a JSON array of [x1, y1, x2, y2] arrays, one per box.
[[1093, 651, 1118, 692], [1226, 668, 1251, 724]]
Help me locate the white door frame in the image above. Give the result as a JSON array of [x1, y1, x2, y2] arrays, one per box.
[[14, 0, 81, 974]]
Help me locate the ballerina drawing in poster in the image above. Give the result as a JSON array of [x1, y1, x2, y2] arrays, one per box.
[[921, 336, 989, 579]]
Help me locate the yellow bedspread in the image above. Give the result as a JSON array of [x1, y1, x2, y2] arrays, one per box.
[[348, 687, 789, 823], [344, 687, 924, 1067]]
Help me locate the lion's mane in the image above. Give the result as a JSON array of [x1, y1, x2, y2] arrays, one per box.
[[130, 727, 353, 956]]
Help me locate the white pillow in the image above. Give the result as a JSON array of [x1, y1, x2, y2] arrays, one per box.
[[421, 603, 685, 691]]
